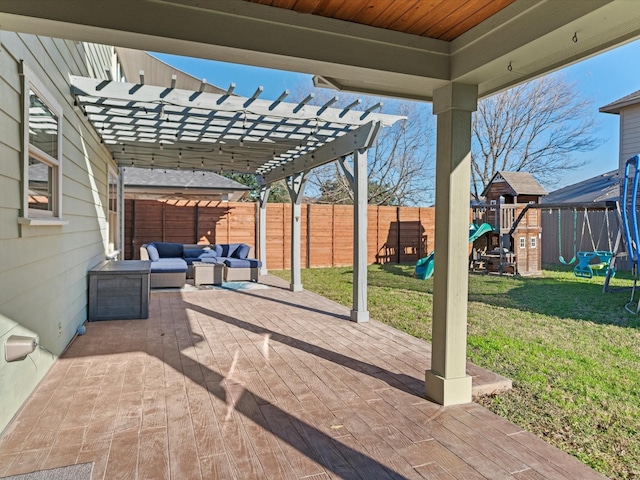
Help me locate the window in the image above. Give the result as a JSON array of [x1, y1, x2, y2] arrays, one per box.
[[519, 237, 525, 249], [107, 169, 120, 256], [19, 63, 66, 225], [530, 236, 537, 249]]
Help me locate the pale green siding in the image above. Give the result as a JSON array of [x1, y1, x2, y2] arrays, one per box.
[[0, 31, 115, 431], [620, 105, 640, 162]]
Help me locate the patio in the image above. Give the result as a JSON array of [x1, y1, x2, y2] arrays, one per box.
[[0, 276, 604, 479]]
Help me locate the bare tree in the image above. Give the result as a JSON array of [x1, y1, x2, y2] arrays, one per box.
[[471, 73, 602, 201], [309, 98, 434, 206]]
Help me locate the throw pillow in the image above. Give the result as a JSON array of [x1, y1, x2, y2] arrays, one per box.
[[146, 243, 160, 262], [235, 244, 250, 259]]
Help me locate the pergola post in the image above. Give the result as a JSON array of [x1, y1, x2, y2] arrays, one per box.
[[258, 184, 270, 275], [286, 172, 307, 292], [339, 154, 369, 323], [425, 82, 477, 406]]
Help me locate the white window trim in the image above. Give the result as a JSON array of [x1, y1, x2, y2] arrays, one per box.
[[530, 236, 537, 249], [19, 62, 67, 226], [519, 237, 525, 249], [107, 166, 121, 257]]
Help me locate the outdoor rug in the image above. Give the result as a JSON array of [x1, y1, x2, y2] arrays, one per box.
[[0, 463, 93, 480]]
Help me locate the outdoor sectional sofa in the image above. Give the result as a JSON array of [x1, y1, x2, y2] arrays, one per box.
[[140, 242, 262, 288]]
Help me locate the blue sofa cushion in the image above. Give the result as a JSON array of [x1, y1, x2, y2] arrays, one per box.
[[196, 257, 223, 264], [150, 258, 188, 273], [223, 258, 262, 269], [218, 243, 242, 258], [185, 256, 223, 265], [154, 242, 184, 258], [213, 244, 223, 257], [184, 248, 209, 258], [146, 243, 160, 262], [234, 244, 250, 259]]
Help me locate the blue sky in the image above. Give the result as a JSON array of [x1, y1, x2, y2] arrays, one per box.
[[153, 38, 640, 190]]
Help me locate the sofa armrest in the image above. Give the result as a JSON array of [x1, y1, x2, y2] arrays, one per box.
[[140, 245, 150, 261]]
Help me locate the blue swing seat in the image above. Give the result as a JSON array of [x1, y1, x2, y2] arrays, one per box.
[[573, 251, 615, 279]]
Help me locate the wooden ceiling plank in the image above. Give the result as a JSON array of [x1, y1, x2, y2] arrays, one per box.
[[271, 0, 298, 8], [250, 0, 274, 5], [292, 0, 327, 15], [350, 0, 397, 26], [389, 0, 448, 35], [415, 0, 468, 38], [361, 0, 419, 29], [440, 0, 516, 41], [332, 1, 375, 22]]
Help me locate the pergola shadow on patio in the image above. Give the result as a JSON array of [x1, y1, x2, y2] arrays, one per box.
[[0, 277, 603, 480]]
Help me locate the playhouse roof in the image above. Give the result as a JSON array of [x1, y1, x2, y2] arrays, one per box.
[[481, 171, 547, 197]]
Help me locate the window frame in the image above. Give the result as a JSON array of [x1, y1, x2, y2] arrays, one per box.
[[530, 236, 537, 249], [107, 166, 121, 257], [519, 237, 526, 249], [19, 62, 66, 226]]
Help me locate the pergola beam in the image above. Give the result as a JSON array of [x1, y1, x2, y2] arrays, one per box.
[[262, 121, 382, 184]]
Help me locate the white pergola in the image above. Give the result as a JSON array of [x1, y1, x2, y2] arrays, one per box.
[[3, 0, 640, 406], [70, 74, 403, 322]]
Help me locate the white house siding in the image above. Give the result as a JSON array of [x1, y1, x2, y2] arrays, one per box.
[[620, 104, 640, 163], [0, 31, 114, 431]]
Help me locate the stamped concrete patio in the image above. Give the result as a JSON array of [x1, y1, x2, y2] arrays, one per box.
[[0, 275, 605, 479]]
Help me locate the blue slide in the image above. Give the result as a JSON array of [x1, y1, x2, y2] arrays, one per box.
[[414, 223, 494, 280]]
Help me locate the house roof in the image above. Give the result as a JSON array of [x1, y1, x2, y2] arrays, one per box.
[[114, 47, 227, 95], [123, 167, 249, 201], [599, 89, 640, 114], [541, 170, 620, 204], [481, 171, 547, 197]]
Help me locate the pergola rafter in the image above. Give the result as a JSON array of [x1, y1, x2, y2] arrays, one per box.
[[70, 75, 403, 182]]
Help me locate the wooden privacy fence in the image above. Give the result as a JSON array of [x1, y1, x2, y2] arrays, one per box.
[[125, 199, 436, 269]]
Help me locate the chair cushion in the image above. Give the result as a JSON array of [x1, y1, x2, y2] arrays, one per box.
[[184, 248, 209, 258], [150, 258, 188, 273], [223, 258, 262, 268], [146, 243, 160, 262], [234, 244, 250, 259], [154, 242, 184, 258], [196, 257, 223, 265], [218, 243, 241, 258]]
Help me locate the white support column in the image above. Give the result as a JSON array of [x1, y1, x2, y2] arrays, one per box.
[[286, 172, 307, 292], [425, 82, 478, 406], [339, 154, 369, 323], [258, 185, 270, 275]]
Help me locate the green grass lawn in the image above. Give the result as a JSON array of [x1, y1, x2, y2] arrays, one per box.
[[271, 265, 640, 479]]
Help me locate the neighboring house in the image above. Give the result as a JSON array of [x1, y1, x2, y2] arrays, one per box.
[[542, 170, 620, 204], [600, 89, 640, 175], [123, 167, 249, 202]]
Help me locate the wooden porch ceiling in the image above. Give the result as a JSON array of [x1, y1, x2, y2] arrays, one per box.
[[247, 0, 516, 41]]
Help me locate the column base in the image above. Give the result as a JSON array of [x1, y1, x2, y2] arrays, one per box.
[[290, 283, 303, 292], [259, 267, 268, 275], [425, 371, 472, 406], [350, 310, 369, 323]]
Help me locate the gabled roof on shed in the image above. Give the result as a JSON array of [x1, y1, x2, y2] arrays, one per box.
[[599, 89, 640, 114], [482, 171, 547, 197]]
